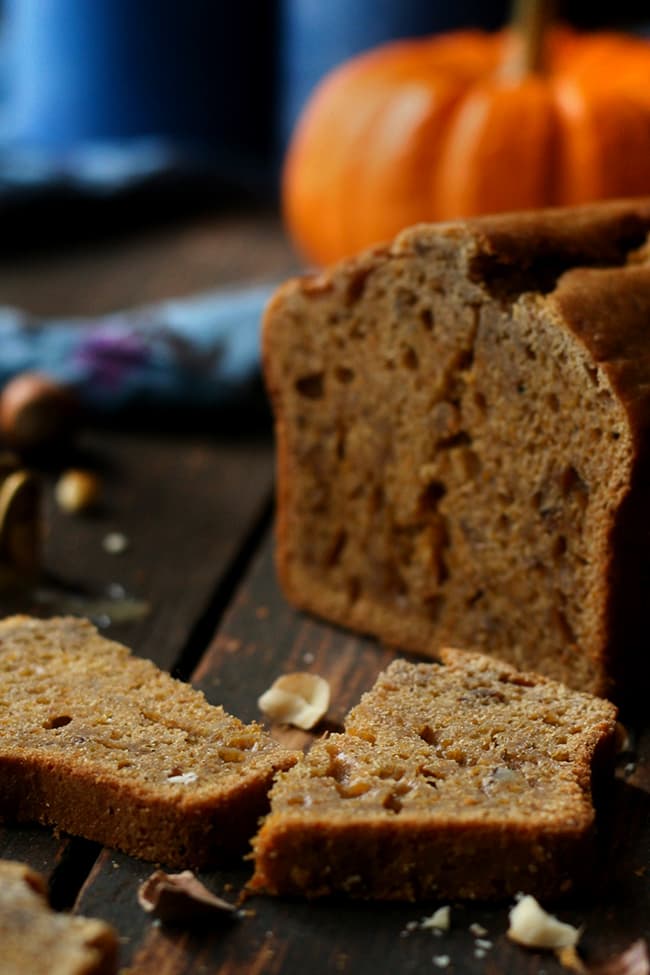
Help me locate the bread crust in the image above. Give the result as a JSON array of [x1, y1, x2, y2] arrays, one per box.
[[0, 616, 298, 867], [0, 859, 118, 975], [263, 198, 650, 701], [251, 651, 618, 901]]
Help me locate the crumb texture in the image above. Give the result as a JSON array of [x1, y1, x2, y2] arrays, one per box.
[[264, 199, 650, 697], [0, 859, 118, 975], [0, 616, 297, 866], [251, 652, 617, 901]]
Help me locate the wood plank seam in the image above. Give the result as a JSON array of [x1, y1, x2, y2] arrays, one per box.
[[171, 492, 274, 682], [48, 836, 103, 912]]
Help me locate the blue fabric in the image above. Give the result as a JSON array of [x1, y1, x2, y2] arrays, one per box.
[[0, 283, 275, 411], [0, 138, 190, 196]]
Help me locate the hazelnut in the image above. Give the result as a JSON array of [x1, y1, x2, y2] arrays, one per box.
[[507, 895, 580, 950], [55, 469, 101, 513], [258, 672, 330, 729], [0, 467, 40, 578], [0, 373, 78, 450]]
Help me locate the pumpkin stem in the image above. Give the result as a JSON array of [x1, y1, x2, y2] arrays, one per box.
[[502, 0, 555, 79]]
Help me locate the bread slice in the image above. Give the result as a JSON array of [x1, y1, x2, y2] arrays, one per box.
[[250, 650, 618, 901], [0, 859, 118, 975], [263, 198, 650, 698], [0, 616, 298, 866]]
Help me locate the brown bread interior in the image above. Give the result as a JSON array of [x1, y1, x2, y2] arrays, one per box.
[[264, 200, 650, 698]]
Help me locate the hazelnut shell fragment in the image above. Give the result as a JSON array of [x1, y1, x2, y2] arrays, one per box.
[[507, 895, 580, 950], [137, 870, 238, 926], [258, 672, 330, 730]]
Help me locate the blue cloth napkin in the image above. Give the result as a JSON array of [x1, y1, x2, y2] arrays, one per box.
[[0, 282, 276, 411]]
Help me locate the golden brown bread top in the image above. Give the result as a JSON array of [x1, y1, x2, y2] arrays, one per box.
[[399, 200, 650, 372], [445, 196, 650, 270], [267, 196, 650, 451]]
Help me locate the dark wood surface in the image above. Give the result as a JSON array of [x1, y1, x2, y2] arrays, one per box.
[[0, 210, 648, 975]]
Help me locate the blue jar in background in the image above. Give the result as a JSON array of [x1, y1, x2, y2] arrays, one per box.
[[0, 0, 515, 197], [1, 0, 274, 162], [0, 0, 644, 201]]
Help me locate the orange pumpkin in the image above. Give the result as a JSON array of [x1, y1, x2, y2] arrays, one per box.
[[283, 25, 650, 266]]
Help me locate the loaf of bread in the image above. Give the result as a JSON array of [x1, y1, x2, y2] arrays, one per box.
[[0, 616, 298, 866], [0, 859, 118, 975], [251, 650, 618, 901], [263, 198, 650, 698]]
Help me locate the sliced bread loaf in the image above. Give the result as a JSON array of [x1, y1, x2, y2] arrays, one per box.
[[0, 616, 298, 866], [0, 859, 118, 975], [251, 650, 618, 901], [263, 198, 650, 698]]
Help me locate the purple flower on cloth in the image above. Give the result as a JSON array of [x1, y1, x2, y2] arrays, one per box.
[[0, 282, 273, 410], [74, 322, 152, 389]]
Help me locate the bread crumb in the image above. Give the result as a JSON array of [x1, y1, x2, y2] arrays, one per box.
[[421, 906, 450, 932], [103, 532, 129, 555], [258, 672, 330, 730], [508, 895, 580, 950], [222, 637, 242, 654], [432, 956, 450, 969], [167, 771, 198, 785], [469, 923, 488, 937]]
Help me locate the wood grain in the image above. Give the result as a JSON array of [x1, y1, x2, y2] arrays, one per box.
[[0, 429, 275, 673], [0, 211, 298, 316]]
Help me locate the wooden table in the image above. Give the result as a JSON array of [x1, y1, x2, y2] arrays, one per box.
[[0, 210, 648, 975]]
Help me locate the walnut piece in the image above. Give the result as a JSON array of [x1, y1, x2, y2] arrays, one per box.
[[258, 672, 330, 729], [508, 895, 580, 950], [421, 906, 451, 931]]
